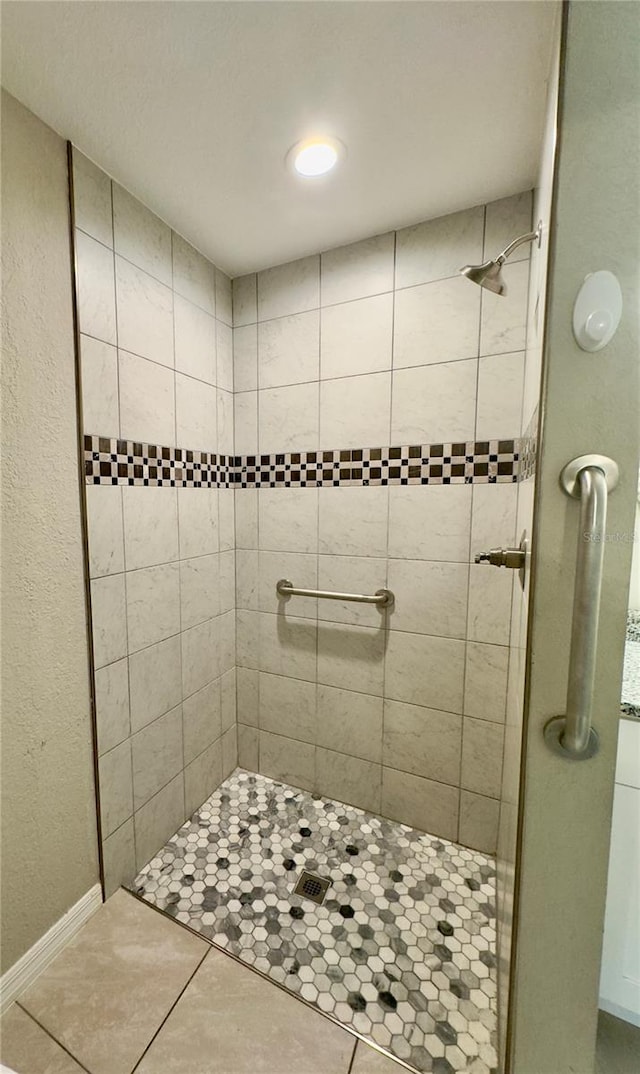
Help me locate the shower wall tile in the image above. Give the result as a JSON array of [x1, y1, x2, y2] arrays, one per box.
[[258, 310, 319, 388], [258, 671, 316, 744], [259, 729, 315, 791], [234, 391, 258, 455], [476, 351, 525, 441], [259, 487, 318, 553], [384, 631, 465, 712], [381, 767, 459, 841], [393, 277, 480, 369], [134, 771, 186, 872], [102, 818, 135, 898], [484, 191, 533, 263], [480, 258, 529, 356], [257, 255, 320, 321], [73, 151, 113, 247], [122, 486, 179, 571], [458, 790, 500, 855], [185, 739, 223, 817], [220, 668, 236, 732], [259, 382, 319, 454], [129, 635, 182, 734], [386, 559, 468, 638], [391, 359, 477, 444], [174, 294, 217, 384], [258, 611, 317, 682], [94, 658, 130, 755], [461, 717, 505, 799], [85, 484, 124, 578], [181, 617, 219, 697], [237, 667, 259, 726], [238, 724, 259, 770], [215, 269, 233, 327], [73, 150, 235, 880], [112, 183, 173, 287], [320, 293, 392, 380], [318, 486, 388, 558], [317, 555, 386, 627], [316, 748, 381, 815], [182, 678, 222, 764], [316, 685, 383, 763], [80, 335, 120, 437], [177, 489, 219, 559], [235, 549, 259, 610], [233, 323, 258, 391], [216, 320, 234, 391], [75, 230, 116, 344], [228, 195, 529, 848], [387, 484, 472, 562], [175, 374, 217, 453], [317, 622, 385, 696], [320, 371, 391, 450], [180, 554, 220, 628], [115, 256, 174, 367], [258, 550, 317, 618], [395, 205, 484, 289], [90, 574, 127, 669], [464, 641, 509, 723], [98, 739, 133, 837], [232, 273, 257, 327], [131, 704, 184, 810], [118, 350, 175, 447], [126, 562, 181, 653], [321, 232, 395, 306], [171, 233, 215, 315], [382, 700, 462, 786]]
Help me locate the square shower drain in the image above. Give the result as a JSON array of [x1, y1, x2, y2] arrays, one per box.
[[293, 870, 331, 905]]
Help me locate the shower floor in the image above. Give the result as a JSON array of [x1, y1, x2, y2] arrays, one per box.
[[132, 769, 498, 1074]]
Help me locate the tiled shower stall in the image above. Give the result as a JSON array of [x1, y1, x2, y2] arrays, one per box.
[[75, 146, 535, 1071]]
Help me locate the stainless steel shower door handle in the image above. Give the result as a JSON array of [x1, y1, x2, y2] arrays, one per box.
[[544, 454, 619, 761]]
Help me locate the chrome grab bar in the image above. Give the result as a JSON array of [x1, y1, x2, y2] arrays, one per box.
[[276, 579, 394, 609], [544, 454, 619, 761]]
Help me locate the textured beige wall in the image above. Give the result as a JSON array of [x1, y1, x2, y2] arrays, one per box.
[[1, 91, 100, 973], [509, 4, 640, 1072]]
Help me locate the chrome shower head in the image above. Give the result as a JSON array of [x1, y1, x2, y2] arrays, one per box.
[[460, 258, 507, 295], [460, 223, 542, 297]]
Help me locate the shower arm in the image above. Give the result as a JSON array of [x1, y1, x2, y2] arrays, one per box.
[[495, 228, 541, 264]]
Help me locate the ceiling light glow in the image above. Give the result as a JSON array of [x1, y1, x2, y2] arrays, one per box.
[[291, 139, 342, 177]]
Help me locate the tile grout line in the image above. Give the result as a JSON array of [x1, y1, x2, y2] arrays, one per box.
[[14, 1002, 94, 1074], [129, 946, 211, 1073]]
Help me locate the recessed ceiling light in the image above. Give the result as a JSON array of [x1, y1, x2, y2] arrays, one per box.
[[289, 138, 344, 178]]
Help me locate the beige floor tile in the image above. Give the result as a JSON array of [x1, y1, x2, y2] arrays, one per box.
[[351, 1040, 408, 1073], [19, 889, 207, 1074], [0, 1003, 86, 1074], [136, 946, 356, 1074]]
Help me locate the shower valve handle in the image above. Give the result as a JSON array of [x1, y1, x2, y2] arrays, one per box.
[[475, 547, 525, 570]]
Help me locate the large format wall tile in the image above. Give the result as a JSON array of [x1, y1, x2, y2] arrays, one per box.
[[259, 381, 319, 454], [86, 485, 125, 578], [80, 335, 120, 437], [172, 233, 215, 315], [393, 277, 480, 369], [76, 230, 116, 344], [118, 350, 175, 446], [320, 371, 391, 449], [131, 705, 184, 810], [258, 309, 319, 388], [122, 486, 179, 571], [73, 151, 113, 247], [395, 205, 484, 289], [126, 562, 181, 653], [115, 257, 174, 367], [321, 231, 394, 305], [257, 255, 320, 321], [174, 294, 216, 384], [129, 635, 182, 733], [391, 359, 477, 443], [113, 184, 172, 287], [320, 293, 393, 379]]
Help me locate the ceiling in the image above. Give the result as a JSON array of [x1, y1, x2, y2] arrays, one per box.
[[1, 1, 559, 276]]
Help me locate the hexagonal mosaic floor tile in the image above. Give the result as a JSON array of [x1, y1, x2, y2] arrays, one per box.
[[132, 770, 498, 1074]]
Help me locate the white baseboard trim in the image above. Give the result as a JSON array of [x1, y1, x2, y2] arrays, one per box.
[[0, 883, 103, 1014], [599, 997, 640, 1029]]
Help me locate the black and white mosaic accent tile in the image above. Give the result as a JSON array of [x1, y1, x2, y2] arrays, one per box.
[[85, 434, 520, 489], [133, 770, 498, 1074]]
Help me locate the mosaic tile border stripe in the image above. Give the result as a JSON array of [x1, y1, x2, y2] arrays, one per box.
[[84, 435, 521, 488]]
